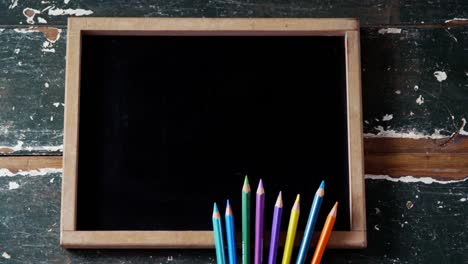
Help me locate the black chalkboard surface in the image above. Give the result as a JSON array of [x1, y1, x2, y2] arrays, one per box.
[[77, 35, 349, 233]]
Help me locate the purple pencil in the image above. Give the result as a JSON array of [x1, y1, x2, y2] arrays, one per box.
[[254, 179, 265, 264], [267, 192, 283, 264]]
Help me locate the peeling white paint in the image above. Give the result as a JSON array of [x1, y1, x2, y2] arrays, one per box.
[[9, 0, 18, 9], [18, 61, 22, 66], [364, 126, 446, 139], [382, 114, 393, 121], [0, 141, 63, 153], [459, 118, 468, 136], [42, 48, 56, 53], [50, 116, 54, 121], [445, 18, 468, 23], [37, 17, 47, 24], [378, 28, 402, 34], [48, 7, 93, 16], [53, 102, 60, 107], [409, 111, 414, 116], [416, 95, 424, 105], [64, 0, 71, 3], [45, 82, 49, 88], [0, 29, 4, 33], [460, 198, 467, 202], [434, 71, 447, 82], [365, 174, 468, 184], [14, 48, 20, 54], [1, 252, 11, 259], [364, 120, 369, 124], [414, 85, 419, 91], [395, 90, 401, 94], [8, 181, 20, 190], [29, 115, 34, 120], [42, 40, 50, 48], [0, 168, 62, 177], [50, 178, 55, 183], [23, 8, 41, 24]]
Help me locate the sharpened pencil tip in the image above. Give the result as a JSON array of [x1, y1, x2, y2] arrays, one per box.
[[213, 203, 220, 218], [257, 179, 264, 194], [275, 191, 283, 208], [243, 175, 251, 192], [317, 180, 325, 197], [330, 202, 338, 217], [293, 194, 300, 210], [226, 200, 233, 215]]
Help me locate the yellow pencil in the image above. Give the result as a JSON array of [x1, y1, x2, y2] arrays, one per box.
[[281, 194, 300, 264]]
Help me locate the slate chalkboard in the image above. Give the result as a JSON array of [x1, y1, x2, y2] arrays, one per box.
[[76, 35, 350, 233]]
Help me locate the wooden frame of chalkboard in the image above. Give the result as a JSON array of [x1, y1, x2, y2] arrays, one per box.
[[61, 18, 366, 249]]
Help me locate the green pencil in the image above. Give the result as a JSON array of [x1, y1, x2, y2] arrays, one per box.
[[242, 175, 251, 264]]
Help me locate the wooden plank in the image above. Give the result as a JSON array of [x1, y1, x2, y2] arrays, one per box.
[[365, 153, 468, 180], [0, 156, 61, 171], [1, 0, 467, 26], [365, 135, 468, 154]]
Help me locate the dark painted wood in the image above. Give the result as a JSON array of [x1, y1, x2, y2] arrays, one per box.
[[1, 0, 468, 26], [1, 172, 466, 263], [0, 27, 65, 154], [361, 26, 468, 137]]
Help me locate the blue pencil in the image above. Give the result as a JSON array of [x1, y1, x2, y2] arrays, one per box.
[[213, 203, 227, 264], [295, 181, 325, 264], [225, 200, 237, 264]]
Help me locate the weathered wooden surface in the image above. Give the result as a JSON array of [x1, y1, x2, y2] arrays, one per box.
[[362, 26, 468, 138], [0, 0, 468, 26], [0, 1, 467, 263], [1, 171, 466, 263], [0, 27, 65, 154], [1, 26, 467, 153]]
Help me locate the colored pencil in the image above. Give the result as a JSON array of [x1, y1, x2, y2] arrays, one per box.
[[267, 191, 283, 264], [213, 203, 227, 264], [254, 179, 265, 264], [281, 194, 300, 264], [296, 181, 325, 264], [310, 202, 338, 264], [225, 200, 237, 264], [242, 175, 251, 264]]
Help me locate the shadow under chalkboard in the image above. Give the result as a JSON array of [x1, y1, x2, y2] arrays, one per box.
[[77, 35, 350, 232]]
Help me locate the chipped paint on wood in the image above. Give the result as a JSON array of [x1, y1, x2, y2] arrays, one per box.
[[366, 174, 468, 184], [378, 28, 402, 34], [0, 168, 62, 177], [48, 7, 93, 16]]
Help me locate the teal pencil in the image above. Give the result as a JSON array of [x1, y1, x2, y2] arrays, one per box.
[[213, 203, 227, 264], [225, 200, 237, 264]]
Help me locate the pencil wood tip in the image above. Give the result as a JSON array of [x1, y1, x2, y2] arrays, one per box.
[[293, 194, 300, 210], [316, 181, 325, 197], [329, 202, 338, 217], [213, 203, 220, 218], [257, 179, 264, 194], [226, 200, 233, 215], [243, 176, 251, 192], [275, 191, 283, 208]]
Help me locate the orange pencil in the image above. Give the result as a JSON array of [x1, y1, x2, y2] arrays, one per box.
[[310, 202, 338, 264]]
